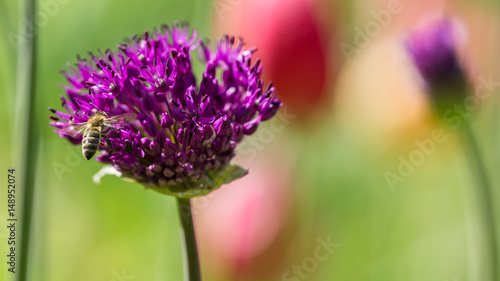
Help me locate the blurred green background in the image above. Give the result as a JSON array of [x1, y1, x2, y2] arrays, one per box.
[[1, 0, 500, 280]]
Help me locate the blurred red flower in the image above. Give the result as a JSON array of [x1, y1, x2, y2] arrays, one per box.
[[214, 0, 333, 117]]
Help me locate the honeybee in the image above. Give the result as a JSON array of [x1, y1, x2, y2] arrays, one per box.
[[60, 110, 136, 160]]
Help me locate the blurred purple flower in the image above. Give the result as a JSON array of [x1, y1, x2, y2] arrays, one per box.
[[49, 23, 281, 197], [405, 18, 465, 89]]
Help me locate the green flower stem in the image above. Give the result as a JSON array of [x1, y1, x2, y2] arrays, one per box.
[[462, 125, 498, 281], [15, 0, 39, 280], [177, 198, 202, 281]]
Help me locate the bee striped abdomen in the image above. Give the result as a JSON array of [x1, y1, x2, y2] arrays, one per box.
[[82, 126, 101, 160]]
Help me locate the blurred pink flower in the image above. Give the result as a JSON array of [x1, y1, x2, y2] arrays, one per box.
[[214, 0, 333, 117], [193, 155, 291, 276]]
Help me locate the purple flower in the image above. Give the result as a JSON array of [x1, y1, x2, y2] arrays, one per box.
[[405, 18, 470, 117], [49, 23, 282, 198], [405, 18, 465, 89]]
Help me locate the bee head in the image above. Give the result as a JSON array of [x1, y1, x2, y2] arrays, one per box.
[[90, 108, 108, 117]]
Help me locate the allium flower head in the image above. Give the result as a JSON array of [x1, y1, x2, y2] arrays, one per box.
[[49, 23, 282, 198], [405, 18, 469, 116], [405, 18, 466, 89]]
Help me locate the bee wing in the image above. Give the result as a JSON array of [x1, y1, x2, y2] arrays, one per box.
[[57, 123, 87, 137], [104, 113, 137, 127]]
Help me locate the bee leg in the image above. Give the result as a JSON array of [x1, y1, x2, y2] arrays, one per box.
[[100, 136, 120, 158], [101, 135, 115, 149], [102, 126, 112, 134], [102, 125, 125, 137]]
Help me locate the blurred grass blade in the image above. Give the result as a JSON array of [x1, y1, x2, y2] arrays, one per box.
[[15, 0, 39, 280]]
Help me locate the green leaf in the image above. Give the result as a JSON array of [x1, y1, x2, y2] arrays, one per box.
[[148, 164, 248, 198]]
